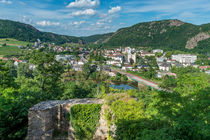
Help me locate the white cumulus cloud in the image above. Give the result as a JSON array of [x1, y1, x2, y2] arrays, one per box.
[[108, 6, 121, 14], [0, 0, 12, 4], [71, 9, 96, 16], [36, 21, 60, 26], [67, 0, 100, 8]]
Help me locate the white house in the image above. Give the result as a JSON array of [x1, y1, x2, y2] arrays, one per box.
[[158, 62, 171, 71], [205, 70, 210, 75], [78, 61, 84, 65], [113, 55, 124, 63], [172, 54, 197, 64], [156, 57, 167, 63], [55, 55, 73, 62], [153, 49, 163, 54], [107, 60, 121, 65], [122, 65, 133, 70]]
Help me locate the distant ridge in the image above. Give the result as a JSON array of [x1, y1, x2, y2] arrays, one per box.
[[0, 19, 210, 52], [101, 19, 210, 51], [0, 19, 82, 44]]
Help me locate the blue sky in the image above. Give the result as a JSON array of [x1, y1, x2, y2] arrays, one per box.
[[0, 0, 210, 36]]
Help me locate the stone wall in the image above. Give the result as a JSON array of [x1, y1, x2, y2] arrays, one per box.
[[27, 99, 104, 140]]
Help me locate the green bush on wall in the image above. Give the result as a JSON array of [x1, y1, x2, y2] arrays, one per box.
[[70, 104, 102, 140]]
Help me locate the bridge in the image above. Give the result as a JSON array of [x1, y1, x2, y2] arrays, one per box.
[[112, 69, 161, 90]]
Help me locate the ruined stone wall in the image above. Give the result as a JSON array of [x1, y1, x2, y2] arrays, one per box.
[[27, 99, 105, 140]]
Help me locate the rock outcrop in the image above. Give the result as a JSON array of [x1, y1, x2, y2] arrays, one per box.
[[169, 20, 184, 27], [186, 32, 210, 49], [27, 99, 105, 140]]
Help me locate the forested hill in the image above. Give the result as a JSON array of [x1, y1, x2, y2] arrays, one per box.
[[0, 19, 82, 44], [81, 33, 114, 44], [1, 19, 210, 52], [101, 19, 210, 51]]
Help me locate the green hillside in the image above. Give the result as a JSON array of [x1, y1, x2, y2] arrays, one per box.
[[102, 20, 210, 51], [0, 19, 81, 44], [81, 33, 113, 44], [0, 19, 210, 52]]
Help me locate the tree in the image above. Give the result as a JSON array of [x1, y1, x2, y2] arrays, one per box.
[[82, 63, 96, 80], [5, 61, 17, 78], [0, 61, 15, 89], [159, 75, 177, 90], [165, 51, 173, 59], [144, 66, 157, 79], [17, 63, 33, 78], [155, 52, 163, 57], [30, 51, 64, 98], [2, 43, 6, 47]]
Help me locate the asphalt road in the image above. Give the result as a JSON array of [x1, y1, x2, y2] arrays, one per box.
[[112, 69, 161, 90]]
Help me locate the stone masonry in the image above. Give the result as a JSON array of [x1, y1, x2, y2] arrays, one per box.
[[27, 99, 105, 140]]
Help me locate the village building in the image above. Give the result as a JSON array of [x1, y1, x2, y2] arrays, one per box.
[[172, 54, 197, 65], [158, 62, 171, 71], [153, 49, 163, 54], [127, 52, 136, 64]]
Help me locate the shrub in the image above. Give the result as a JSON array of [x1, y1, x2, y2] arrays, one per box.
[[70, 104, 102, 140]]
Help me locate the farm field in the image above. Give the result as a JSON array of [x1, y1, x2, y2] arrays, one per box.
[[0, 45, 21, 56], [0, 38, 32, 46]]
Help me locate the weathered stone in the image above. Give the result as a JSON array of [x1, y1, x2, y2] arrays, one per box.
[[93, 104, 109, 140], [27, 99, 103, 140]]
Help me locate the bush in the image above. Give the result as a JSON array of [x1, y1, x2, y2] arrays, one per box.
[[2, 43, 6, 47], [70, 104, 102, 140]]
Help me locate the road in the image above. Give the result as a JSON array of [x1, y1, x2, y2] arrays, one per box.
[[112, 69, 161, 90]]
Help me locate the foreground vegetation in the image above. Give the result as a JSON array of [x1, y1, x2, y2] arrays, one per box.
[[105, 72, 210, 140], [0, 51, 209, 140], [70, 104, 102, 139]]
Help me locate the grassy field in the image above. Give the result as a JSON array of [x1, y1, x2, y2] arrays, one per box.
[[0, 45, 21, 56], [0, 38, 32, 47]]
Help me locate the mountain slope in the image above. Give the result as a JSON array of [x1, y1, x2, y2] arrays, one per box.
[[81, 33, 113, 44], [102, 20, 210, 51], [0, 19, 81, 44]]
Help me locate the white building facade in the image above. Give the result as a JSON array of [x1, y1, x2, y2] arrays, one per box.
[[172, 54, 197, 64]]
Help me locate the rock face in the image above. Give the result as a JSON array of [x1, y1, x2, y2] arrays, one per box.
[[169, 20, 184, 27], [92, 104, 109, 140], [27, 99, 104, 140], [186, 32, 210, 49]]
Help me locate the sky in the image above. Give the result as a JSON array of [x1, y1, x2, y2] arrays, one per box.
[[0, 0, 210, 36]]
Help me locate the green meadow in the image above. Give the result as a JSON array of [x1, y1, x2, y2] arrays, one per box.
[[0, 38, 31, 46], [0, 45, 21, 56]]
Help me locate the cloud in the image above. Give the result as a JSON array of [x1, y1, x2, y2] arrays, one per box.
[[71, 9, 96, 16], [104, 26, 110, 29], [22, 16, 32, 24], [0, 0, 12, 4], [36, 21, 60, 26], [67, 0, 100, 8], [124, 0, 210, 14], [69, 20, 86, 26], [108, 6, 121, 14]]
